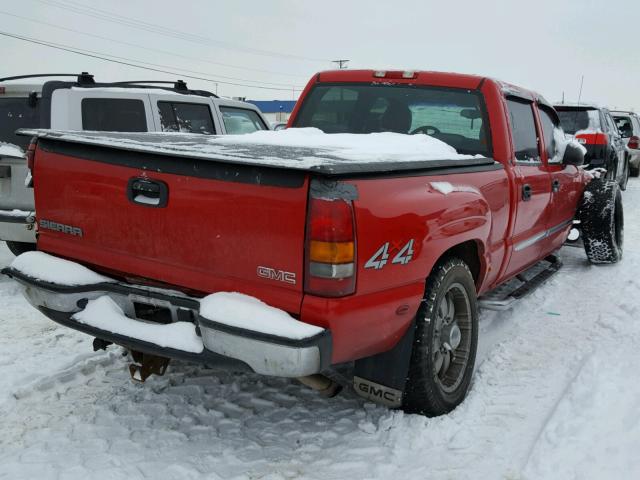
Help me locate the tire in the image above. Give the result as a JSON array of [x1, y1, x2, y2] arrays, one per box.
[[619, 158, 629, 191], [630, 162, 640, 178], [578, 178, 623, 264], [5, 241, 36, 257], [403, 258, 478, 416]]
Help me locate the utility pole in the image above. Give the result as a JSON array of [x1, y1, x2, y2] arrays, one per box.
[[332, 59, 350, 69]]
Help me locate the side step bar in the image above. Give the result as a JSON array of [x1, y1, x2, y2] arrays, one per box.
[[478, 254, 562, 311]]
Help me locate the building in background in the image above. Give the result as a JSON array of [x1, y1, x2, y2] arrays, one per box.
[[247, 100, 297, 125]]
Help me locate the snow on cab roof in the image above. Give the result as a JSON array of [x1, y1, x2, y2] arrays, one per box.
[[20, 128, 494, 176]]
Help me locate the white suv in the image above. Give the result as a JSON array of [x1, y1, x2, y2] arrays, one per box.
[[0, 73, 270, 255]]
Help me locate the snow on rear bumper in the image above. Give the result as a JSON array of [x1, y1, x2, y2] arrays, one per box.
[[1, 260, 331, 378]]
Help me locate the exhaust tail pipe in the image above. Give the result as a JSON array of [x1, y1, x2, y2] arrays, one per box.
[[297, 374, 342, 397]]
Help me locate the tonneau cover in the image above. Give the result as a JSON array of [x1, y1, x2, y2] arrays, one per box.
[[20, 129, 495, 175]]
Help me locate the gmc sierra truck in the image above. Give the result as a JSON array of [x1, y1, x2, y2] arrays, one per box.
[[2, 70, 623, 416], [0, 73, 270, 256]]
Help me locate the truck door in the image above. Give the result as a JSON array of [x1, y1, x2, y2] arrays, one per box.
[[537, 104, 583, 254], [504, 98, 552, 277]]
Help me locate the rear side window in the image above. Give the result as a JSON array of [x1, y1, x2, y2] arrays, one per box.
[[613, 115, 633, 137], [506, 99, 540, 162], [158, 102, 215, 134], [82, 98, 147, 132], [0, 97, 41, 149], [220, 107, 267, 134]]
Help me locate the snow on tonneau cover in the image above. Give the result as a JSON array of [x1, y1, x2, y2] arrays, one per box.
[[23, 128, 493, 313]]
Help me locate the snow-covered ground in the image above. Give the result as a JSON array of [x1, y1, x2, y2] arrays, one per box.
[[1, 182, 639, 480]]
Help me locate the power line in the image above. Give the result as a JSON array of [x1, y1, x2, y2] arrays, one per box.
[[0, 10, 311, 80], [0, 31, 305, 92], [34, 0, 329, 63]]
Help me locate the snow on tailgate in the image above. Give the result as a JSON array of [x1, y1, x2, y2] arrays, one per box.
[[19, 128, 491, 174], [0, 142, 24, 158]]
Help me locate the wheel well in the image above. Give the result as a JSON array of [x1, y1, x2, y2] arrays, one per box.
[[436, 240, 483, 287]]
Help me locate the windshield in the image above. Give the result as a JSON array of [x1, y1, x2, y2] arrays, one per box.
[[293, 84, 491, 156], [556, 108, 600, 135], [613, 115, 633, 138], [0, 97, 40, 149]]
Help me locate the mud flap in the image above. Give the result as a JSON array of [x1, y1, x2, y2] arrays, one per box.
[[353, 319, 416, 408]]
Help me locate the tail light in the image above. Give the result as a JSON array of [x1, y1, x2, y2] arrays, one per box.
[[305, 196, 356, 297], [575, 132, 608, 145], [25, 136, 37, 188], [629, 136, 640, 150], [26, 136, 37, 170]]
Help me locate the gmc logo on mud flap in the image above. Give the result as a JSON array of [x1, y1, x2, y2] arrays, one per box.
[[353, 376, 402, 408], [257, 266, 296, 285], [39, 219, 83, 237]]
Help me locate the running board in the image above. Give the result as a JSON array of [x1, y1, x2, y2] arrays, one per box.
[[478, 255, 562, 311]]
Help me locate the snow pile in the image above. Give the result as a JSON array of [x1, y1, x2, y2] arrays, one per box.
[[10, 251, 115, 286], [200, 292, 324, 339], [429, 181, 480, 195], [212, 127, 475, 162], [0, 142, 24, 158], [73, 296, 204, 353]]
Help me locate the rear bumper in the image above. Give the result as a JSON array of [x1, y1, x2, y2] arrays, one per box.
[[0, 210, 36, 243], [1, 267, 332, 378]]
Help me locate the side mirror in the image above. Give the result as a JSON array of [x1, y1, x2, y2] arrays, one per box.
[[562, 142, 585, 167]]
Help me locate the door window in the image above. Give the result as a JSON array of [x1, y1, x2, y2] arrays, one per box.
[[157, 102, 215, 134], [506, 99, 540, 163], [220, 107, 267, 134], [538, 107, 563, 163]]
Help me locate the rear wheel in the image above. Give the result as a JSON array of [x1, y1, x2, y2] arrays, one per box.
[[5, 241, 36, 257], [579, 178, 623, 264], [403, 258, 478, 416]]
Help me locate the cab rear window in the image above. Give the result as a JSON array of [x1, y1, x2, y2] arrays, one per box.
[[293, 84, 491, 156], [81, 98, 147, 132]]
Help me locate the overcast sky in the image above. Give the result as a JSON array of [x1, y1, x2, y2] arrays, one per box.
[[1, 0, 639, 109]]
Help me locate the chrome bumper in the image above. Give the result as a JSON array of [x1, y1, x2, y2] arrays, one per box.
[[0, 210, 36, 243], [2, 267, 332, 377]]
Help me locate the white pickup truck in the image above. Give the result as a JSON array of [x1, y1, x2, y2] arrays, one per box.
[[0, 73, 270, 255]]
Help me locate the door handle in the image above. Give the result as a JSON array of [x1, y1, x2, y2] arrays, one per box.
[[127, 177, 169, 208], [522, 184, 532, 201], [552, 179, 560, 193]]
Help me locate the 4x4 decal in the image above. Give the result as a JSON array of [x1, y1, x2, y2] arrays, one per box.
[[364, 240, 415, 270]]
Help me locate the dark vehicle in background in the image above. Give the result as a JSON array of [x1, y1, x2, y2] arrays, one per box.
[[612, 110, 640, 177], [555, 103, 629, 189]]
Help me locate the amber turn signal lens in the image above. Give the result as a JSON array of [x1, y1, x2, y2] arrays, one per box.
[[309, 240, 354, 264]]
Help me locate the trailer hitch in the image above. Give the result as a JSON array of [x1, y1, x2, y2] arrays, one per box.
[[128, 350, 170, 383]]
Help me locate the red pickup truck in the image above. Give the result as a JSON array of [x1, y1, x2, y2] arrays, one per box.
[[3, 70, 623, 416]]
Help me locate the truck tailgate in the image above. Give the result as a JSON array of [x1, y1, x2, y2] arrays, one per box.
[[33, 139, 309, 313]]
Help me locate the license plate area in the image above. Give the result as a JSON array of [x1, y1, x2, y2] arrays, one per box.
[[133, 301, 172, 324], [128, 294, 196, 325]]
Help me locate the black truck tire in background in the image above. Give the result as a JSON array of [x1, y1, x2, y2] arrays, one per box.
[[579, 178, 624, 264], [630, 162, 640, 178], [5, 241, 36, 257], [403, 258, 478, 416]]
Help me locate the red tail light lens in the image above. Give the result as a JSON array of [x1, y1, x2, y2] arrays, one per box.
[[576, 132, 608, 145], [629, 136, 640, 150], [26, 136, 37, 171], [305, 196, 356, 297]]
